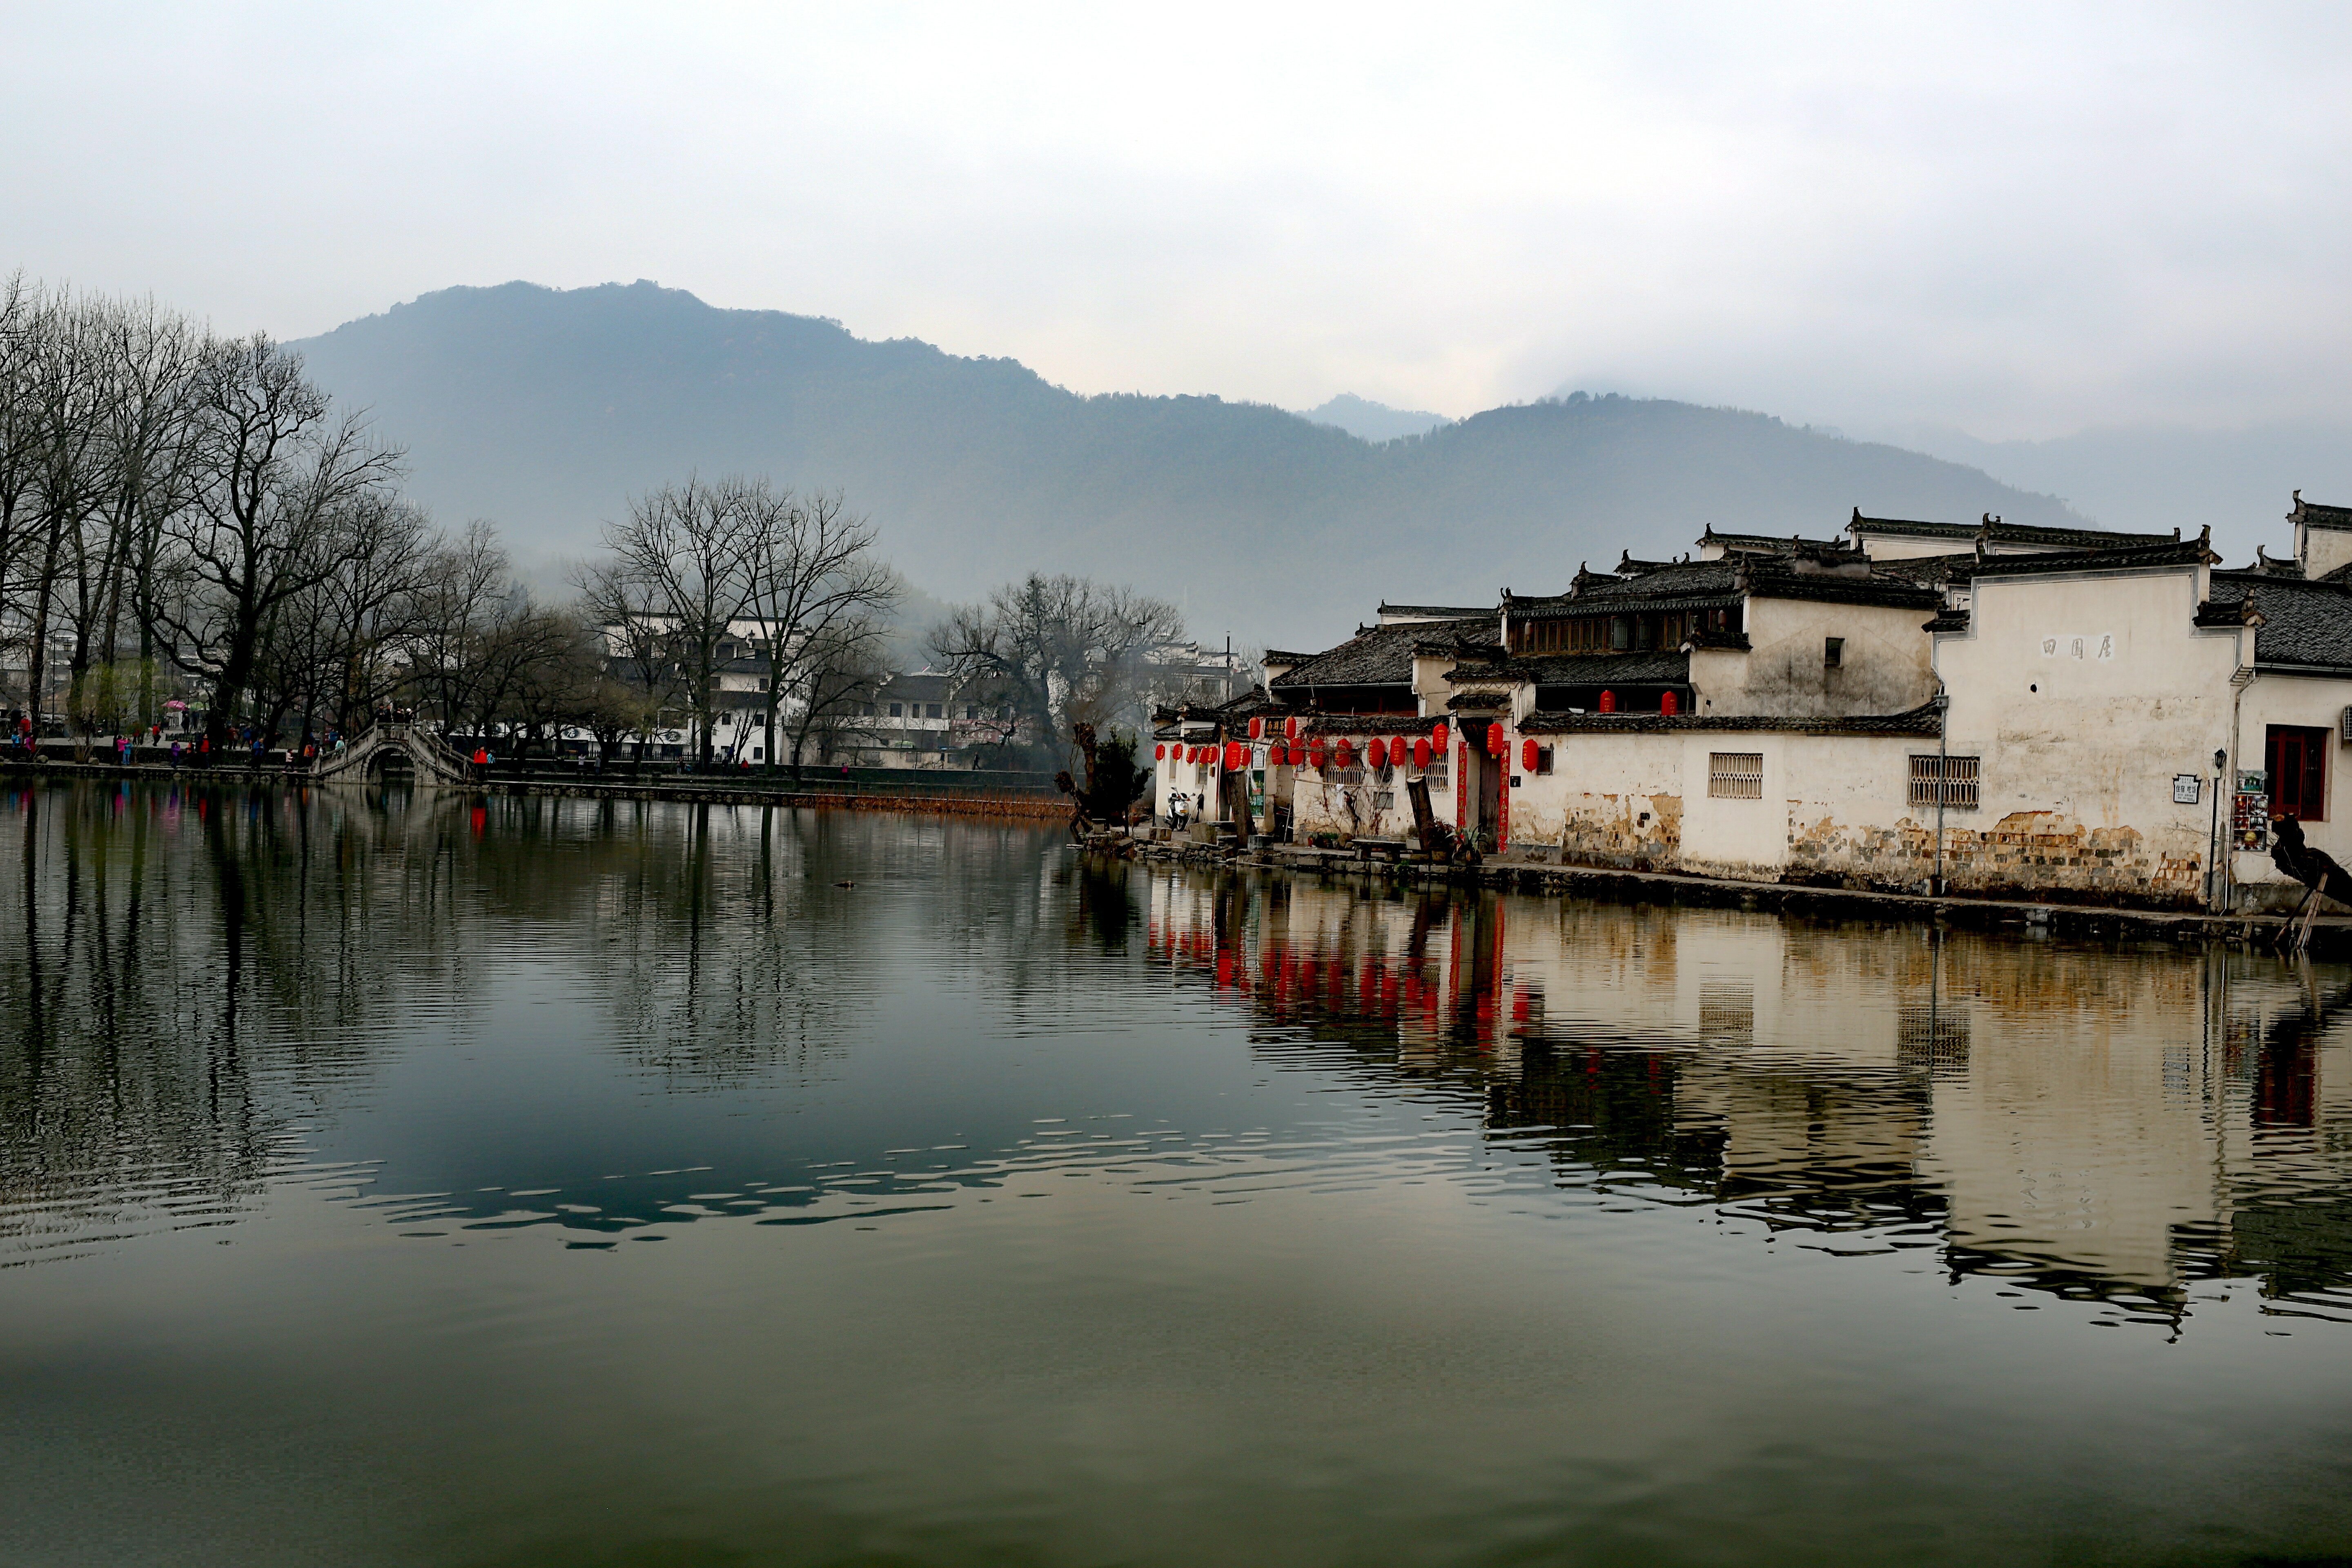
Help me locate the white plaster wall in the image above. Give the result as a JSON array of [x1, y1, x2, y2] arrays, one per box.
[[1508, 732, 1683, 860], [2232, 675, 2352, 894], [1935, 565, 2237, 899], [1712, 597, 1938, 718], [1678, 737, 1791, 875]]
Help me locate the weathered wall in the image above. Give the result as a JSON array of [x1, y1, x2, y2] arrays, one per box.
[[1508, 732, 1684, 867], [1697, 597, 1938, 718], [2230, 673, 2352, 908], [1933, 563, 2236, 908]]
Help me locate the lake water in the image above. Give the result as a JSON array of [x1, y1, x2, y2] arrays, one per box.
[[5, 781, 2352, 1567]]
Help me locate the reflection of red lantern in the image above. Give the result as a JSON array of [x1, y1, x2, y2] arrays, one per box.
[[1598, 690, 1616, 713], [1286, 715, 1301, 741], [1413, 737, 1432, 769], [1368, 737, 1387, 768], [1521, 737, 1539, 771], [1487, 722, 1506, 757], [1250, 717, 1264, 739], [1335, 738, 1355, 768], [1660, 690, 1678, 715], [1432, 720, 1448, 749]]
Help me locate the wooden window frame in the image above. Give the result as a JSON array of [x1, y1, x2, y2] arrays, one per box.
[[2268, 725, 2330, 824], [1708, 752, 1764, 800]]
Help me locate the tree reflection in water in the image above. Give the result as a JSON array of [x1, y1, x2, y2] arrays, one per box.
[[1135, 860, 2352, 1320]]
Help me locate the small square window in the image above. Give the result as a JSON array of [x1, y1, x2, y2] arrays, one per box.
[[1536, 746, 1554, 775], [889, 703, 902, 717], [1824, 637, 1844, 668], [927, 704, 942, 719]]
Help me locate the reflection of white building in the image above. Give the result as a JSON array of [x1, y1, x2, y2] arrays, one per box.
[[1140, 868, 2352, 1301]]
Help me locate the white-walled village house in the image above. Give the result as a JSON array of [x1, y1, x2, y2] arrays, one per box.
[[1152, 495, 2352, 913]]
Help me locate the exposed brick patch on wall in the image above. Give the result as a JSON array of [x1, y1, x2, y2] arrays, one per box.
[[1784, 808, 2206, 908], [1554, 793, 1683, 871]]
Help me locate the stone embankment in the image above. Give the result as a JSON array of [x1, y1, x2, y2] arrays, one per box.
[[0, 757, 1072, 821], [1085, 826, 2352, 953]]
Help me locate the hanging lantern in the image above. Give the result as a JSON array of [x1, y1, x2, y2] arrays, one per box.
[[1250, 717, 1264, 739], [1431, 720, 1449, 750], [1660, 690, 1679, 715], [1487, 722, 1506, 757], [1227, 742, 1245, 771], [1335, 738, 1356, 768], [1598, 690, 1616, 713], [1154, 743, 1165, 760], [1286, 715, 1301, 741], [1368, 737, 1387, 769], [1308, 740, 1328, 769], [1521, 737, 1539, 771], [1413, 737, 1432, 769]]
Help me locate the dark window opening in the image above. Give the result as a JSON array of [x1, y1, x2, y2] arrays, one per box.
[[1824, 637, 1844, 668], [2269, 725, 2330, 823], [1535, 746, 1554, 775]]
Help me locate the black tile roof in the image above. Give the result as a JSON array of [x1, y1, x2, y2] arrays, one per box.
[[1519, 702, 1943, 737], [1850, 508, 2176, 552], [1506, 559, 1742, 614], [1699, 527, 1850, 555], [1951, 538, 2214, 580], [1268, 617, 1499, 692], [1488, 650, 1693, 686], [2292, 492, 2352, 534], [1376, 602, 1493, 620], [2206, 574, 2352, 670]]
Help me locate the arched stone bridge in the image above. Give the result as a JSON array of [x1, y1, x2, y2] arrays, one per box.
[[311, 722, 477, 787]]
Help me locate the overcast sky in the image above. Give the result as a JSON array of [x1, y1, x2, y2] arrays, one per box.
[[10, 3, 2351, 439]]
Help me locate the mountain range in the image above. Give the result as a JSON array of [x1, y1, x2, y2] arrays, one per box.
[[295, 281, 2104, 647]]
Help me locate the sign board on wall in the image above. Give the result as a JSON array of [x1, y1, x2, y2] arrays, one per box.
[[2174, 774, 2202, 805], [2235, 790, 2271, 850]]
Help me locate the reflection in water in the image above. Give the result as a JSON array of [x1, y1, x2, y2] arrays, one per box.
[[15, 782, 2352, 1566], [1134, 863, 2352, 1319]]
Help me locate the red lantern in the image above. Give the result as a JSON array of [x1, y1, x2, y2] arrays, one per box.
[[1598, 690, 1616, 713], [1413, 737, 1432, 769], [1285, 715, 1301, 741], [1368, 737, 1387, 768], [1154, 743, 1165, 760], [1250, 717, 1264, 739], [1309, 741, 1328, 770], [1660, 690, 1678, 716], [1432, 720, 1449, 749], [1487, 722, 1505, 757], [1521, 738, 1539, 771], [1334, 738, 1355, 768], [1227, 742, 1245, 771]]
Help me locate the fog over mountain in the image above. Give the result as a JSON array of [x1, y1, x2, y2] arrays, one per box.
[[1298, 394, 1450, 443], [294, 281, 2088, 647], [1881, 423, 2352, 559]]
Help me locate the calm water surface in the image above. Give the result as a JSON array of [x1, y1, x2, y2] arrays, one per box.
[[6, 781, 2352, 1567]]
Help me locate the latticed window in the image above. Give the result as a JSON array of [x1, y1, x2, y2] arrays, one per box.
[[1708, 752, 1764, 799], [1909, 754, 1980, 809]]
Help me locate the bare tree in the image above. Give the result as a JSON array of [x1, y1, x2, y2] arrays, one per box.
[[573, 554, 682, 760], [594, 476, 760, 767], [927, 574, 1184, 766], [780, 611, 893, 769], [152, 335, 403, 748], [735, 483, 898, 775]]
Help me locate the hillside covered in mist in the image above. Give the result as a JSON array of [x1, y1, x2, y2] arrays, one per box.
[[294, 281, 2082, 644]]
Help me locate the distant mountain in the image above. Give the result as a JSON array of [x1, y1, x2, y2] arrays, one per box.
[[293, 281, 2083, 646], [1883, 422, 2352, 568], [1299, 392, 1450, 443]]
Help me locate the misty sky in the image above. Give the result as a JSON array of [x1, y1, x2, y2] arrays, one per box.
[[11, 4, 2352, 440]]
